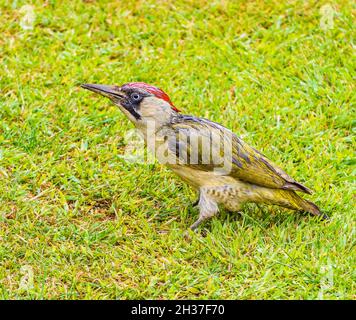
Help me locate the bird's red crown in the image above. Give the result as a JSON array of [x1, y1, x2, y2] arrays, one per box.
[[121, 82, 180, 112]]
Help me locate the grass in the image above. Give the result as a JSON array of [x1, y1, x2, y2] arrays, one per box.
[[0, 0, 355, 299]]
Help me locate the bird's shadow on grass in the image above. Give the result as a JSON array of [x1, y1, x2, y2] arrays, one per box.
[[187, 202, 313, 233], [87, 194, 322, 235]]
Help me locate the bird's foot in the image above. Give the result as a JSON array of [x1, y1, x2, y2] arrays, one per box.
[[189, 218, 204, 231]]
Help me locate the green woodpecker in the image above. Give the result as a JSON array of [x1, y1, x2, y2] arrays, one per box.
[[81, 82, 326, 230]]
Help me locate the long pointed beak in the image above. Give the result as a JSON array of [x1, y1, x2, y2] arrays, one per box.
[[80, 84, 125, 99]]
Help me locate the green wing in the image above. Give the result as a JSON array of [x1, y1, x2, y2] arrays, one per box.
[[168, 117, 312, 194]]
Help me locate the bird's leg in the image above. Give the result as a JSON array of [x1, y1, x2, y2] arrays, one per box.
[[189, 189, 219, 231], [189, 218, 205, 231]]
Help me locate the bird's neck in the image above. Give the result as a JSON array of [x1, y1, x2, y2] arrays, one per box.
[[136, 112, 181, 137]]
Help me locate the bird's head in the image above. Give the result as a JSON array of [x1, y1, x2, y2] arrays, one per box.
[[81, 82, 180, 127]]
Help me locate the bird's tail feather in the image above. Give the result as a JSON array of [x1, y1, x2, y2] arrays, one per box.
[[299, 199, 329, 220], [257, 188, 328, 220], [283, 191, 328, 220]]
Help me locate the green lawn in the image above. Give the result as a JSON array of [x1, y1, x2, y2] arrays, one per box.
[[0, 0, 355, 299]]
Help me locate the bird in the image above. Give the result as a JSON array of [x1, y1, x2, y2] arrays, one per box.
[[81, 82, 327, 230]]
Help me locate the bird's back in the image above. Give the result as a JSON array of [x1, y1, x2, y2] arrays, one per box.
[[167, 114, 313, 194]]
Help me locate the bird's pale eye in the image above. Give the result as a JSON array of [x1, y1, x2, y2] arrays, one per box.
[[131, 93, 141, 101]]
